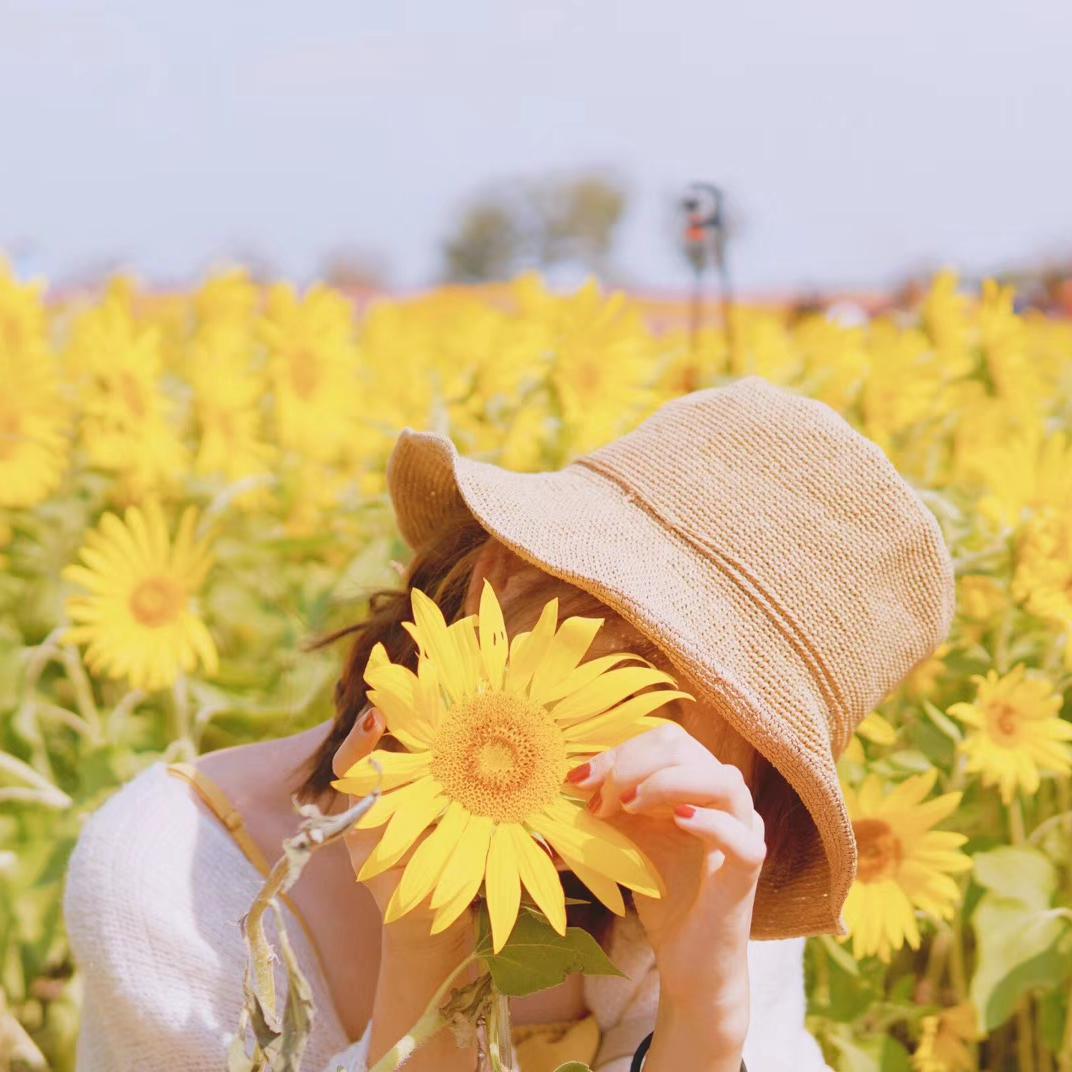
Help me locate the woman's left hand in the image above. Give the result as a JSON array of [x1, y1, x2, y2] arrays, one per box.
[[566, 720, 766, 1034]]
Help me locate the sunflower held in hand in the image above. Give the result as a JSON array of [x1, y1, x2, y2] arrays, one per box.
[[331, 578, 694, 953]]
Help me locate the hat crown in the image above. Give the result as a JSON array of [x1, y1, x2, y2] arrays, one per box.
[[571, 375, 956, 751]]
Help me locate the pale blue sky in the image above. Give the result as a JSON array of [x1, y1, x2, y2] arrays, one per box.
[[3, 0, 1071, 292]]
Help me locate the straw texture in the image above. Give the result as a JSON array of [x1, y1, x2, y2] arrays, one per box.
[[385, 374, 956, 940]]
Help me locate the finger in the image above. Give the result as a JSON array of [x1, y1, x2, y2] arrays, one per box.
[[616, 761, 754, 825], [565, 722, 695, 801], [672, 804, 768, 874], [332, 705, 385, 780]]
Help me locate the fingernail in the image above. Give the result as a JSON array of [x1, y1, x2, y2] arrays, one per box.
[[673, 804, 696, 819], [566, 762, 592, 784], [619, 786, 638, 807], [586, 789, 603, 813], [362, 710, 377, 732]]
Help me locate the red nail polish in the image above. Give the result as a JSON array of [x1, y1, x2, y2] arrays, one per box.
[[586, 790, 603, 813], [362, 711, 377, 732], [674, 804, 696, 819], [619, 786, 638, 806], [566, 762, 591, 784]]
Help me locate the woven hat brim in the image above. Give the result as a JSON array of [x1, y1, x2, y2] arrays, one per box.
[[387, 428, 856, 941]]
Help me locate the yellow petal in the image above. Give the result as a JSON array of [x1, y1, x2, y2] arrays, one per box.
[[429, 813, 494, 909], [449, 614, 483, 698], [478, 577, 509, 690], [549, 666, 682, 726], [364, 663, 437, 743], [385, 800, 469, 922], [507, 825, 567, 935], [367, 686, 433, 751], [356, 781, 447, 879], [555, 847, 626, 916], [562, 690, 694, 742], [528, 615, 606, 707], [486, 824, 523, 953], [563, 715, 676, 755], [429, 876, 478, 936], [504, 597, 559, 695], [536, 652, 651, 707], [529, 800, 664, 898], [406, 587, 471, 704], [330, 750, 432, 795]]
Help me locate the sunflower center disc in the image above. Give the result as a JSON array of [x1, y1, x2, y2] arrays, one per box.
[[129, 577, 184, 628], [852, 818, 903, 883], [430, 690, 567, 823], [986, 702, 1021, 745]]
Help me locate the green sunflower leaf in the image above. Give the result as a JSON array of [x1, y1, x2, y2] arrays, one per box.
[[474, 904, 624, 997]]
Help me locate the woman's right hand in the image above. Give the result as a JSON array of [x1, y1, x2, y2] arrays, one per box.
[[331, 705, 474, 953]]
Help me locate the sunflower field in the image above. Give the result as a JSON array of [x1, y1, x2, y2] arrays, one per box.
[[1, 261, 1071, 1072]]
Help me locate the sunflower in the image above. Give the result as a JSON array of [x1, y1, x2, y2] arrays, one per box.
[[837, 767, 972, 962], [331, 580, 691, 953], [947, 664, 1072, 805], [61, 498, 218, 692], [911, 1001, 980, 1072]]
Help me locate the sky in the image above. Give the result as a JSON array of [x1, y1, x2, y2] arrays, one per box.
[[3, 0, 1071, 294]]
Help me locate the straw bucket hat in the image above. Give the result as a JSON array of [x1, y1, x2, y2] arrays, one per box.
[[385, 374, 956, 941]]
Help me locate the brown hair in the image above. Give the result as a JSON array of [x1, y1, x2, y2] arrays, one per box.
[[289, 510, 801, 943]]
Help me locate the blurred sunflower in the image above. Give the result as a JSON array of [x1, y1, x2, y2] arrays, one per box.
[[838, 767, 971, 962], [947, 664, 1072, 805], [911, 1000, 980, 1072], [61, 498, 218, 692], [332, 579, 689, 953], [839, 709, 898, 766]]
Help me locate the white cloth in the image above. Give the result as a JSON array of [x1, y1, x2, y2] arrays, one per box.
[[62, 760, 832, 1071]]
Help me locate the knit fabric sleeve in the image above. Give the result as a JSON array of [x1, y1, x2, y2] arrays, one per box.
[[62, 762, 370, 1072], [583, 910, 834, 1072]]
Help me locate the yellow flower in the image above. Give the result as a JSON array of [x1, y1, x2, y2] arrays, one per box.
[[838, 767, 972, 962], [332, 580, 689, 953], [840, 710, 898, 765], [947, 664, 1072, 805], [260, 283, 363, 463], [0, 265, 69, 508], [61, 498, 218, 692], [1011, 507, 1072, 660], [955, 576, 1007, 645], [901, 643, 952, 701], [912, 1001, 981, 1072], [961, 427, 1072, 531]]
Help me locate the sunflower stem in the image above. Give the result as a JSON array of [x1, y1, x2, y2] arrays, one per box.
[[485, 987, 518, 1072], [57, 642, 103, 740], [1017, 992, 1037, 1072], [367, 955, 482, 1072], [169, 672, 195, 761], [1009, 795, 1026, 845]]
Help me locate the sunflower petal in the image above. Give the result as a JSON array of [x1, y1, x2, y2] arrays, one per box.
[[529, 800, 664, 898], [563, 690, 694, 742], [556, 848, 626, 916], [478, 578, 509, 690], [536, 652, 652, 707], [529, 616, 606, 707], [349, 773, 437, 833], [563, 715, 676, 754], [508, 826, 567, 935], [429, 813, 494, 909], [504, 598, 559, 695], [357, 783, 448, 881], [485, 824, 523, 953], [330, 749, 431, 794], [549, 666, 682, 726], [386, 800, 469, 922], [407, 588, 471, 704]]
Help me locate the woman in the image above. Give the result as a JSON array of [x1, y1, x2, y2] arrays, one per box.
[[62, 375, 956, 1071]]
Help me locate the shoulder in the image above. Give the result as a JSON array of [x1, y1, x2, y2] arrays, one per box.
[[63, 760, 263, 971]]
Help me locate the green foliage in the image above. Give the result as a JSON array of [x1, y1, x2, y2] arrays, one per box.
[[475, 905, 625, 998]]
